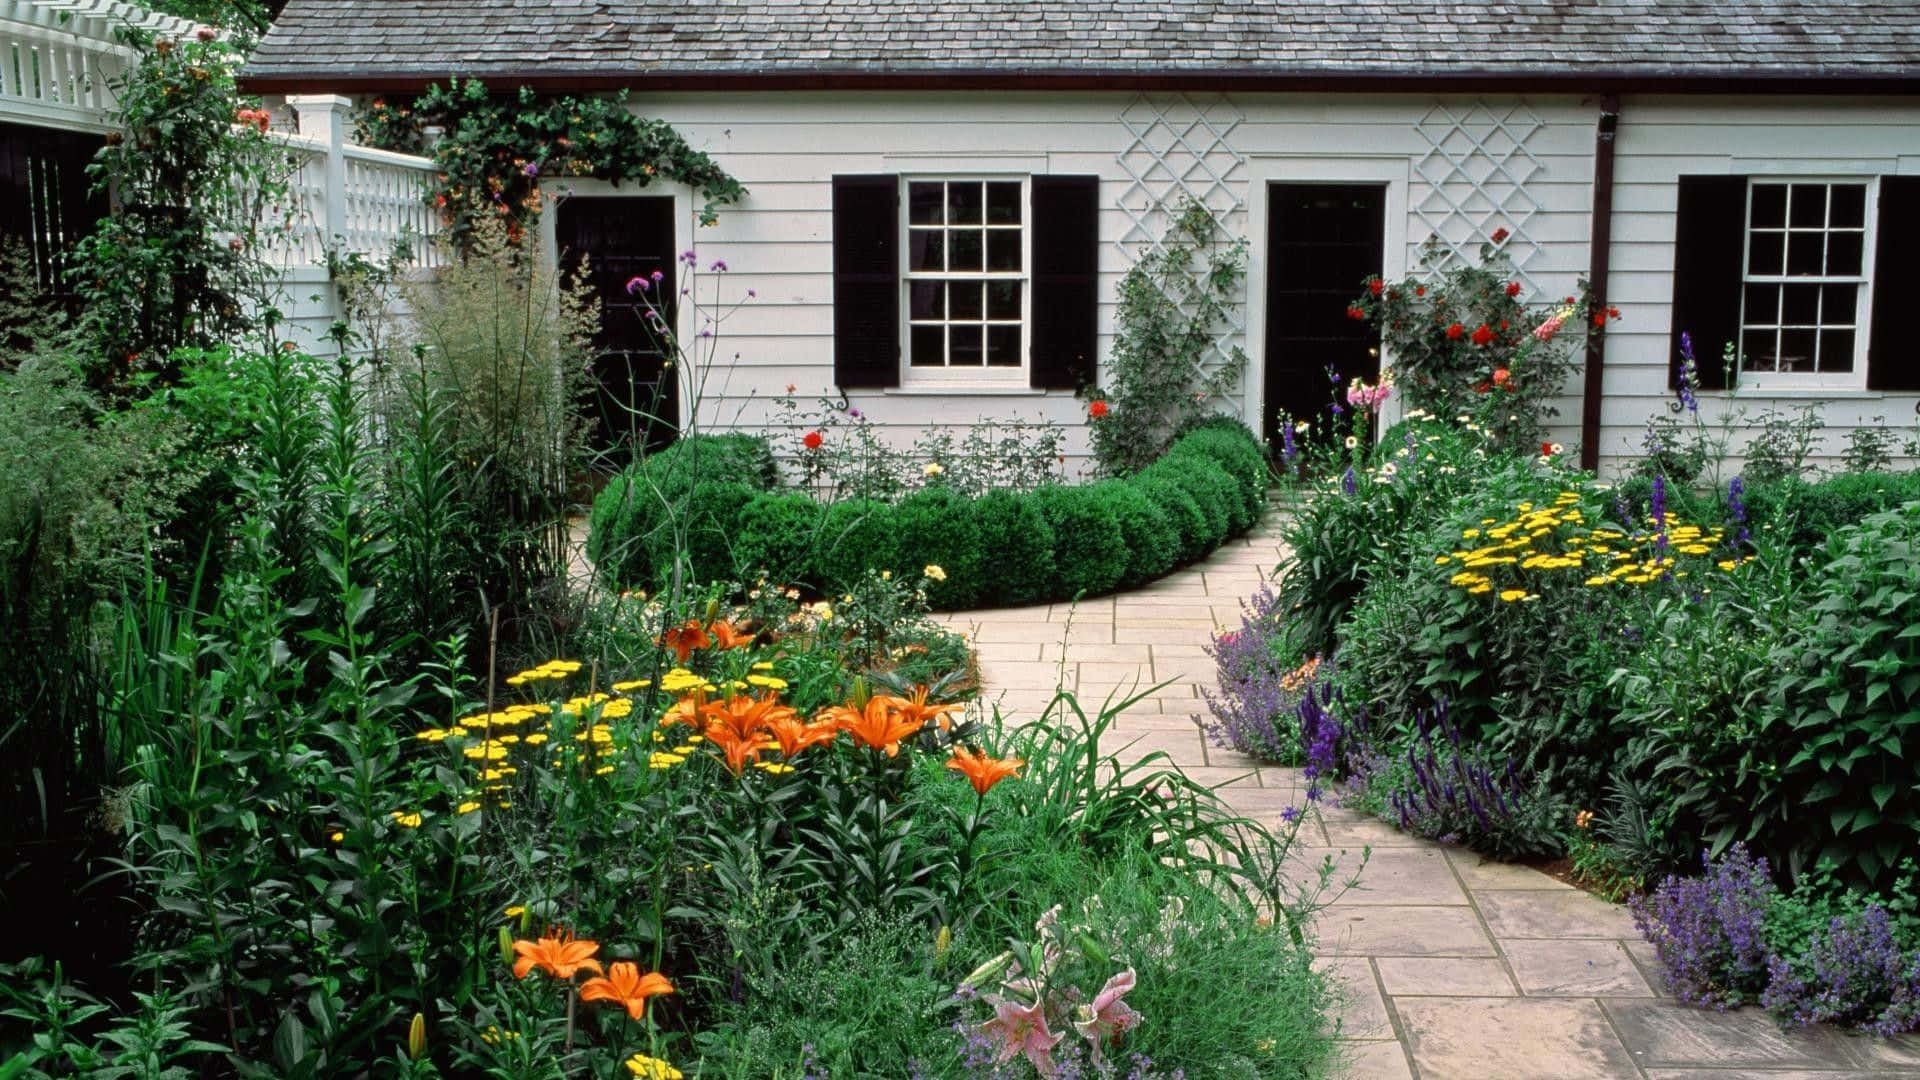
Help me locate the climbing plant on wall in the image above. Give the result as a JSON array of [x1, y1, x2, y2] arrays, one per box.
[[355, 79, 745, 251]]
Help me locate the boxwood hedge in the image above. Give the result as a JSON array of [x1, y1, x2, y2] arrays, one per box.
[[588, 424, 1269, 608]]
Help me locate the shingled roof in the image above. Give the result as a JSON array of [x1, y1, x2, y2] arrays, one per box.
[[243, 0, 1920, 92]]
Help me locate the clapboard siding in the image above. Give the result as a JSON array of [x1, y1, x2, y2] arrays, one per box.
[[555, 90, 1920, 476]]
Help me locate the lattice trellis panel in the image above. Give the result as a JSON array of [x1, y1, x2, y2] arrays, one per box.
[[1113, 93, 1251, 377], [1410, 101, 1548, 295]]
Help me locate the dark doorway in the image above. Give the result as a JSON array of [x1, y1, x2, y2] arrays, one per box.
[[0, 119, 107, 305], [1264, 182, 1386, 448], [556, 196, 679, 466]]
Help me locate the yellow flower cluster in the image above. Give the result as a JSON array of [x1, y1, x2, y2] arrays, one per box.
[[1435, 490, 1738, 598], [504, 658, 583, 687]]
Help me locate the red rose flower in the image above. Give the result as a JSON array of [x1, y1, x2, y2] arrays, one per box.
[[1089, 400, 1110, 419], [1505, 281, 1521, 297], [1474, 381, 1491, 394], [1368, 279, 1384, 296], [1445, 322, 1465, 340], [1542, 442, 1555, 456], [802, 430, 823, 451], [1608, 306, 1622, 319], [1490, 227, 1510, 244], [1470, 324, 1495, 347], [1500, 320, 1510, 331], [1415, 286, 1426, 297], [1346, 306, 1367, 321], [1593, 312, 1608, 327], [1493, 368, 1511, 386]]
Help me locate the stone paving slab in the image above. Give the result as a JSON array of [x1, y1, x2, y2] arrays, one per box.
[[959, 509, 1919, 1080]]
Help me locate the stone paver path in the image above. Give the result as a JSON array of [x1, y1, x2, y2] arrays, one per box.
[[941, 513, 1920, 1079]]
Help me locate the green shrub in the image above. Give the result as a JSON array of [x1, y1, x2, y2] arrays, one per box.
[[1132, 471, 1210, 564], [812, 498, 898, 591], [1141, 457, 1229, 548], [587, 433, 777, 588], [970, 490, 1057, 607], [733, 491, 825, 588], [1092, 480, 1179, 587], [1166, 424, 1268, 528], [1755, 502, 1920, 887], [1029, 484, 1130, 599], [1741, 471, 1920, 555], [887, 488, 985, 610], [680, 480, 758, 586]]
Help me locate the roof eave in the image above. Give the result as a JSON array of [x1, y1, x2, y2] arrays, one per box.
[[237, 65, 1920, 96]]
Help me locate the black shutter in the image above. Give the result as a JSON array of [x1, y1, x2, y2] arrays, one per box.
[[1029, 174, 1100, 391], [832, 174, 900, 389], [1669, 175, 1747, 391], [1868, 177, 1920, 392]]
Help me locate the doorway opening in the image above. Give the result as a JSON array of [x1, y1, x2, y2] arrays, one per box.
[[1263, 182, 1386, 454]]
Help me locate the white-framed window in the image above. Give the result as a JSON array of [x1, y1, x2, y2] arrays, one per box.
[[902, 176, 1028, 384], [1737, 178, 1876, 389]]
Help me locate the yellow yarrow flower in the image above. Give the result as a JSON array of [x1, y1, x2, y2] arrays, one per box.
[[390, 811, 424, 828], [456, 801, 482, 815], [626, 1055, 683, 1080], [1498, 589, 1528, 602]]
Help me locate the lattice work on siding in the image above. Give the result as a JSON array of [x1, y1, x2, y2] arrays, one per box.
[[1113, 92, 1250, 378], [1411, 101, 1547, 295]]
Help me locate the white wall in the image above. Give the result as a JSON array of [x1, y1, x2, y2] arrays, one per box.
[[527, 89, 1920, 478]]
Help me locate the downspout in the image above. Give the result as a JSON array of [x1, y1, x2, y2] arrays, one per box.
[[1579, 95, 1620, 472]]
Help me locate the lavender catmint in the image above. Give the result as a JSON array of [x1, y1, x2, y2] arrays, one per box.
[[1629, 844, 1776, 1008], [1762, 904, 1920, 1035]]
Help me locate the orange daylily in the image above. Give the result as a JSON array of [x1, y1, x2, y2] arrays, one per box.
[[660, 690, 706, 729], [708, 619, 754, 650], [896, 684, 963, 734], [578, 962, 675, 1020], [947, 746, 1025, 796], [662, 620, 711, 663], [512, 931, 603, 980], [701, 693, 796, 742], [765, 713, 840, 758], [825, 696, 925, 757], [703, 724, 774, 775]]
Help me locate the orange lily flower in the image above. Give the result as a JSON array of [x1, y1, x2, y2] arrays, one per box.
[[701, 693, 796, 743], [578, 962, 675, 1020], [708, 619, 754, 650], [660, 690, 706, 729], [827, 696, 925, 757], [765, 713, 840, 758], [896, 685, 963, 734], [947, 746, 1025, 796], [662, 620, 711, 663], [512, 931, 603, 980], [703, 724, 773, 774]]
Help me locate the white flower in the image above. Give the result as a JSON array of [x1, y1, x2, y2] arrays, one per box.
[[1550, 442, 1565, 455], [1294, 420, 1310, 433], [1379, 462, 1398, 478], [1345, 436, 1358, 449], [923, 462, 944, 477]]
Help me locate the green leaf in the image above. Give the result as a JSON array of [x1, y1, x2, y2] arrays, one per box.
[[1872, 783, 1897, 810]]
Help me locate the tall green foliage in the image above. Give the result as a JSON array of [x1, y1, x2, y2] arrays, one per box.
[[1090, 200, 1249, 476]]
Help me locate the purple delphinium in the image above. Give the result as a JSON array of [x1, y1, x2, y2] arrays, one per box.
[[1341, 467, 1357, 496], [1677, 332, 1700, 415], [1629, 844, 1776, 1008], [1651, 472, 1670, 567], [1279, 421, 1299, 471], [1727, 474, 1750, 551], [1763, 905, 1920, 1035]]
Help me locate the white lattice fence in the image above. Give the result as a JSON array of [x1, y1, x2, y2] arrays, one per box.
[[1410, 100, 1548, 294], [1113, 92, 1251, 375], [0, 0, 193, 131]]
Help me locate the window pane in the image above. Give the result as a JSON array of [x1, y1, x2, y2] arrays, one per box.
[[1781, 283, 1820, 325], [1830, 184, 1867, 229], [911, 324, 945, 367], [1750, 184, 1787, 228], [947, 182, 983, 225], [987, 229, 1022, 272], [1742, 328, 1778, 371], [909, 280, 945, 320], [1820, 328, 1856, 371], [1780, 328, 1817, 371], [1748, 231, 1784, 276], [987, 324, 1021, 367], [987, 181, 1022, 225], [1786, 232, 1824, 276], [909, 229, 945, 272], [1822, 283, 1858, 325], [1743, 283, 1780, 325], [949, 280, 984, 320], [1789, 184, 1826, 228], [987, 279, 1022, 320], [949, 324, 983, 366], [1826, 231, 1863, 276], [909, 182, 945, 225], [949, 229, 983, 271]]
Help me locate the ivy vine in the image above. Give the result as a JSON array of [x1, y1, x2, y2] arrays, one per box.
[[1088, 199, 1249, 475], [355, 80, 746, 250]]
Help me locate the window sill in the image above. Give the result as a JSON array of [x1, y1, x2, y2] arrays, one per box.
[[886, 383, 1055, 397], [1710, 385, 1882, 400]]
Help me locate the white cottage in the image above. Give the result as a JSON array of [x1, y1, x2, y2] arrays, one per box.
[[241, 0, 1920, 475]]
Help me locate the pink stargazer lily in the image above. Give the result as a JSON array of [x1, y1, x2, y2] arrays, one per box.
[[980, 995, 1064, 1076], [1072, 968, 1142, 1062]]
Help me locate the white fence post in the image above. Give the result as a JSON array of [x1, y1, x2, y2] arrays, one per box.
[[288, 93, 350, 259]]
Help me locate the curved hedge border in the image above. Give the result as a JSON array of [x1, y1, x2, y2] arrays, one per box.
[[589, 420, 1268, 610]]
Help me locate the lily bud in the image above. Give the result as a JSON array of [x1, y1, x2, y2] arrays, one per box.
[[498, 926, 515, 968], [407, 1013, 426, 1061], [959, 949, 1014, 991], [851, 676, 870, 711], [934, 925, 952, 962], [702, 597, 719, 624]]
